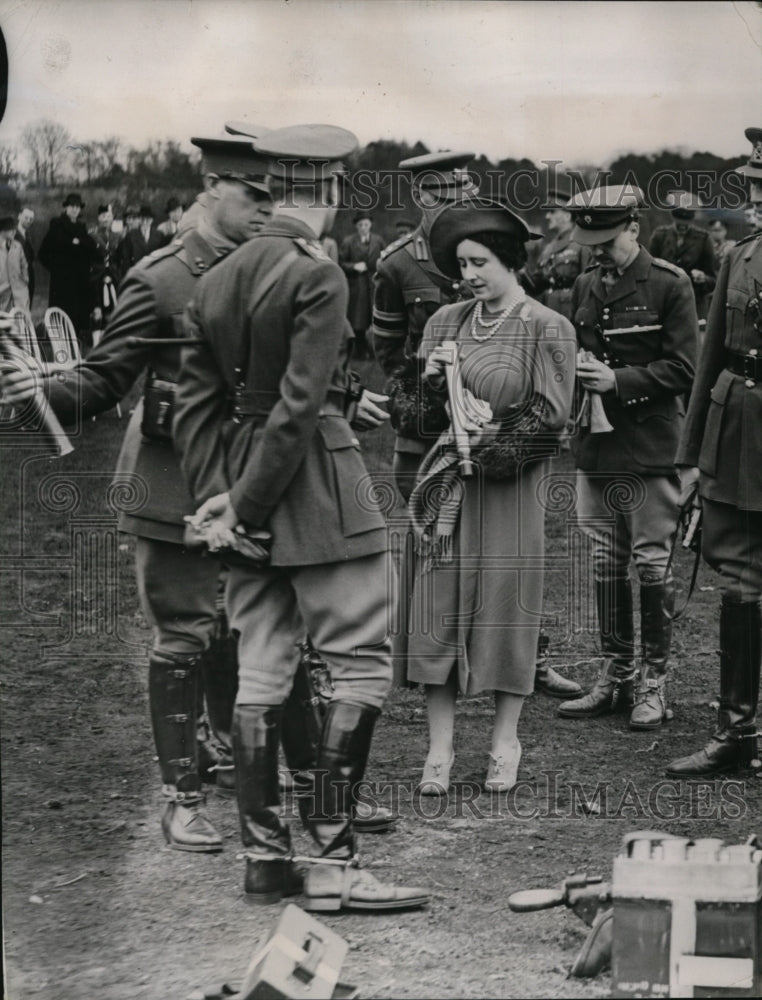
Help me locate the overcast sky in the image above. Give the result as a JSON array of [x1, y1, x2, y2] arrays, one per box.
[[1, 0, 761, 166]]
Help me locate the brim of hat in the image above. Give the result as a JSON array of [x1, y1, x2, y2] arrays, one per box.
[[736, 163, 762, 179], [429, 200, 539, 278], [572, 221, 628, 246], [238, 178, 271, 194]]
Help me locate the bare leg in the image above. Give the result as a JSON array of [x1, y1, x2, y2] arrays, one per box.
[[418, 677, 457, 794], [486, 691, 524, 793]]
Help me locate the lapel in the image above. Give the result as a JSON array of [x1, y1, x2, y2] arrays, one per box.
[[598, 248, 649, 307]]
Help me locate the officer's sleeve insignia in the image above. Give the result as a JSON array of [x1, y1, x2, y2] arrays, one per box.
[[294, 236, 331, 261]]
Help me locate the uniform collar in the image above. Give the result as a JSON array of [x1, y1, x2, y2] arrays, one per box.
[[260, 216, 320, 241], [591, 245, 651, 304], [180, 228, 223, 275]]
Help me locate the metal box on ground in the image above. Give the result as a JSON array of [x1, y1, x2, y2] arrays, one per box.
[[612, 834, 761, 998]]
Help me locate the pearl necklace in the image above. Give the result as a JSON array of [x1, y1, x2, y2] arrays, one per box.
[[470, 293, 525, 342]]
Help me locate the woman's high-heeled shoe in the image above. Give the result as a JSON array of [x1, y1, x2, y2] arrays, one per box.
[[484, 740, 521, 793], [417, 753, 455, 796]]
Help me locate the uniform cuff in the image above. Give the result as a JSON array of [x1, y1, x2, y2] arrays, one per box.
[[229, 484, 274, 529]]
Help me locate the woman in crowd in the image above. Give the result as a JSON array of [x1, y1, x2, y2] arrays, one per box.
[[397, 198, 575, 793]]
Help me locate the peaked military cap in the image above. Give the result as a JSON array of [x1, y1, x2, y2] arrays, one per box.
[[253, 124, 358, 181], [190, 136, 271, 194], [224, 121, 271, 139], [541, 182, 575, 211], [399, 150, 477, 199], [429, 196, 542, 279], [568, 184, 645, 245], [736, 127, 762, 180]]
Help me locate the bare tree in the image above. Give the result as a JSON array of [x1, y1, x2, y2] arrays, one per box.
[[0, 142, 19, 184], [20, 118, 72, 187], [97, 136, 122, 175], [71, 141, 104, 185]]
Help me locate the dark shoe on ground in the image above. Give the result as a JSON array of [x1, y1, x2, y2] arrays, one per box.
[[161, 795, 223, 853], [535, 662, 583, 699], [303, 861, 429, 912], [664, 731, 757, 777], [352, 805, 397, 833], [243, 855, 304, 905], [557, 671, 635, 719], [629, 677, 668, 730]]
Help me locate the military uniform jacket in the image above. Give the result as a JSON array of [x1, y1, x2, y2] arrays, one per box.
[[371, 226, 466, 454], [676, 234, 762, 510], [534, 230, 591, 319], [173, 217, 388, 567], [46, 229, 222, 543], [649, 224, 717, 301], [572, 247, 698, 475]]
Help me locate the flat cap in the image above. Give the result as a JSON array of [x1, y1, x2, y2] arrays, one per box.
[[429, 196, 541, 279], [253, 123, 358, 181], [191, 136, 270, 194], [399, 150, 477, 199], [736, 127, 762, 180], [567, 184, 645, 245]]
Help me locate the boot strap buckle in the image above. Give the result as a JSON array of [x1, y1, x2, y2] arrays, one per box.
[[293, 853, 360, 868], [238, 851, 293, 863]]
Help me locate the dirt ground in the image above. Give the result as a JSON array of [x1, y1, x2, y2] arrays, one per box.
[[2, 380, 761, 1000]]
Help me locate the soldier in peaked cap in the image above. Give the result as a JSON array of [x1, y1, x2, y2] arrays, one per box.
[[531, 185, 592, 321], [649, 189, 716, 320], [1, 132, 276, 854], [666, 128, 762, 777], [174, 124, 428, 913], [556, 184, 698, 732], [371, 150, 479, 501]]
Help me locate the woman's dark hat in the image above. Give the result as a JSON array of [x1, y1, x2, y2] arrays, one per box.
[[429, 197, 541, 278], [62, 193, 84, 208]]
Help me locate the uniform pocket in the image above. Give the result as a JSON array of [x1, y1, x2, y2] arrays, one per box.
[[699, 369, 733, 478], [317, 417, 383, 537]]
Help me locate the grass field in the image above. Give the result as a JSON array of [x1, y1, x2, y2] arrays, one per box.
[[2, 356, 761, 999]]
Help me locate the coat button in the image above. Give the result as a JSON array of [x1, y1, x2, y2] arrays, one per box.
[[415, 296, 421, 303], [746, 379, 756, 388]]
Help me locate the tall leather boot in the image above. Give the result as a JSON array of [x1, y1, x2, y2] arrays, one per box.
[[281, 650, 396, 834], [303, 701, 428, 913], [233, 704, 301, 905], [630, 580, 674, 730], [201, 612, 239, 796], [666, 597, 761, 776], [148, 651, 222, 852], [558, 578, 636, 719]]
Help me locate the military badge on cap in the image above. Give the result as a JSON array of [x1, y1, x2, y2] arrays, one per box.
[[567, 184, 645, 245], [190, 136, 271, 194], [736, 127, 762, 179]]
